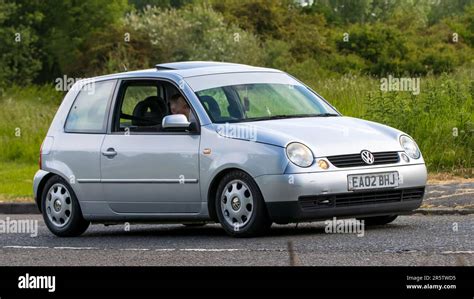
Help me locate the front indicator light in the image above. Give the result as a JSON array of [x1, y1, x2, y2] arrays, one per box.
[[401, 153, 410, 163], [318, 159, 329, 169]]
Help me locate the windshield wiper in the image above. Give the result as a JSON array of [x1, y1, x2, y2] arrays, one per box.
[[242, 114, 327, 122], [312, 113, 340, 117], [228, 113, 340, 123]]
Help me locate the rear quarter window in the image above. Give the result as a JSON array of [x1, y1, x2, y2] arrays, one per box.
[[64, 80, 115, 133]]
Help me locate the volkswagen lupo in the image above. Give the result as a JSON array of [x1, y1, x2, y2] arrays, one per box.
[[34, 62, 427, 237]]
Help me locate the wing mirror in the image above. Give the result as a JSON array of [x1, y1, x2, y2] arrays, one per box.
[[162, 114, 191, 129]]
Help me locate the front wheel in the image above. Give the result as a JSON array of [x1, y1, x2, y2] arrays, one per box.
[[41, 175, 90, 237], [215, 171, 271, 237], [358, 215, 398, 226]]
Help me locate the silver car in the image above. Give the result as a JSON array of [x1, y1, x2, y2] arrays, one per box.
[[33, 61, 427, 237]]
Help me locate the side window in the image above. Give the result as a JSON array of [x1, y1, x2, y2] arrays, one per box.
[[65, 80, 115, 133], [119, 85, 160, 130], [115, 82, 167, 133]]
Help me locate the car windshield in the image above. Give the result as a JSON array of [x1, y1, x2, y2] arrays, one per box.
[[191, 73, 339, 123]]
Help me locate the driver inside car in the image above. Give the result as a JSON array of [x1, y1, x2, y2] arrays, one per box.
[[169, 93, 196, 123]]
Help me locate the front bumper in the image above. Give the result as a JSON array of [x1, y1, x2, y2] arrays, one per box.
[[255, 164, 427, 223]]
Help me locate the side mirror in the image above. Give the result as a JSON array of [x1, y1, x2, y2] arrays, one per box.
[[162, 114, 191, 129]]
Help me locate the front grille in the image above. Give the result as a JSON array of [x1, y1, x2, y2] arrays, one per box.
[[299, 187, 425, 210], [327, 151, 400, 168]]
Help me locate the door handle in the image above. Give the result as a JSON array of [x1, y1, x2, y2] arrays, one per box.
[[102, 148, 117, 157]]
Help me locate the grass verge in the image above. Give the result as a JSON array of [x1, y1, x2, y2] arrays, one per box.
[[0, 162, 38, 202]]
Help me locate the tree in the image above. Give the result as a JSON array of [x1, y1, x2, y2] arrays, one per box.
[[30, 0, 129, 82], [125, 4, 264, 65], [128, 0, 194, 10], [428, 0, 473, 25], [336, 23, 409, 76], [0, 0, 42, 86], [307, 0, 372, 24], [211, 0, 330, 63]]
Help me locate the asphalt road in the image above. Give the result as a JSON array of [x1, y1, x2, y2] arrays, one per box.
[[0, 214, 472, 266], [423, 182, 474, 209]]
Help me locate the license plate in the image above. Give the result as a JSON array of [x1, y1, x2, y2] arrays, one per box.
[[347, 172, 399, 191]]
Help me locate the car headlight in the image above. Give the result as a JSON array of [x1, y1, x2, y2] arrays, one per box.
[[286, 142, 314, 167], [399, 135, 420, 159]]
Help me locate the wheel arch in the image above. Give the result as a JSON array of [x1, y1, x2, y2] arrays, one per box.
[[207, 167, 262, 222], [35, 171, 69, 212]]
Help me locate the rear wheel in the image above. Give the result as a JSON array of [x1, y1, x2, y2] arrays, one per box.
[[41, 175, 89, 237], [215, 171, 271, 237], [358, 215, 398, 226]]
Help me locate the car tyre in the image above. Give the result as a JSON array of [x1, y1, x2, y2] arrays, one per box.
[[41, 175, 90, 237], [358, 215, 398, 226], [215, 170, 272, 237]]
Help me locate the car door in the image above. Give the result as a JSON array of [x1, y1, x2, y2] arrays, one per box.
[[100, 79, 201, 214]]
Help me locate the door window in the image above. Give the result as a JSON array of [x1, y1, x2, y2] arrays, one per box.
[[114, 80, 196, 133], [118, 85, 164, 132]]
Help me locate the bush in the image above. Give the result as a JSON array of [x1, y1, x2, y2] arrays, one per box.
[[336, 23, 409, 76], [36, 0, 129, 81], [212, 0, 330, 63], [125, 5, 264, 66], [72, 25, 153, 76], [0, 1, 42, 87], [262, 39, 295, 70]]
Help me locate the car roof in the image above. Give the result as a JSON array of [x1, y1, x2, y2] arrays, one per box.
[[88, 61, 282, 82]]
